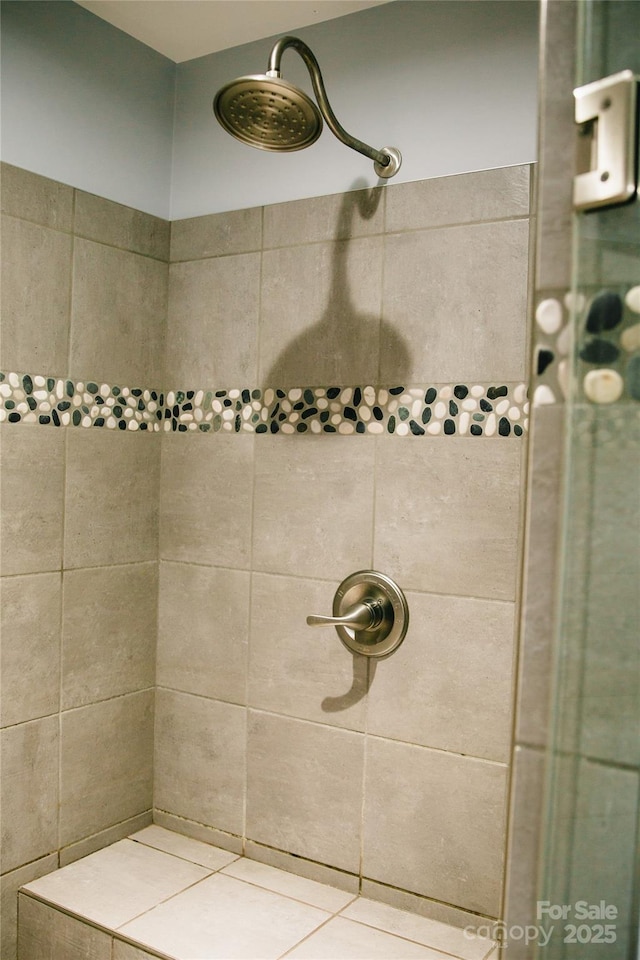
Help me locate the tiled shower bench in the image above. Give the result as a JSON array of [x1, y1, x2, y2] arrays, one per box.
[[18, 825, 497, 960]]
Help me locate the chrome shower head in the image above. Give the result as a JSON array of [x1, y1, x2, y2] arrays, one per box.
[[213, 36, 401, 178], [214, 74, 322, 152]]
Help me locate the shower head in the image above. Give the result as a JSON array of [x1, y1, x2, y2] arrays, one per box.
[[213, 36, 401, 178], [214, 74, 322, 152]]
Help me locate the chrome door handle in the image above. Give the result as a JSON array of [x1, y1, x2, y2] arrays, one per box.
[[306, 599, 384, 631]]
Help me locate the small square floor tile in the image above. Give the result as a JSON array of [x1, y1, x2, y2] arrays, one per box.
[[21, 840, 211, 928], [342, 898, 494, 959], [130, 825, 239, 871], [119, 872, 330, 960], [284, 916, 454, 959]]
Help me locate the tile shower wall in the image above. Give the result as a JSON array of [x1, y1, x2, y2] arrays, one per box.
[[0, 164, 167, 960], [155, 164, 533, 923]]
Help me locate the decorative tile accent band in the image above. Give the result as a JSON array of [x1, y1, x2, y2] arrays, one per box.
[[0, 372, 529, 437], [533, 283, 640, 406]]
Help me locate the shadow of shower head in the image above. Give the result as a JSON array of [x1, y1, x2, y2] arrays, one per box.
[[213, 35, 401, 178]]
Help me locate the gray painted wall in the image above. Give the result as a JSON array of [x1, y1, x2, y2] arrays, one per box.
[[0, 1, 175, 218], [172, 1, 539, 217], [1, 1, 539, 219]]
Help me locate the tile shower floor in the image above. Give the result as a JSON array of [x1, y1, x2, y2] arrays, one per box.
[[19, 826, 497, 960]]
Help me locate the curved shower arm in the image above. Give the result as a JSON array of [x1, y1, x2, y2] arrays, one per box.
[[267, 36, 395, 173]]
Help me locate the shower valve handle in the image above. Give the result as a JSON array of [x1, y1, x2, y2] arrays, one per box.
[[306, 599, 385, 631]]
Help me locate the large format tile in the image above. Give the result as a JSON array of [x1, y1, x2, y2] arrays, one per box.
[[166, 253, 260, 387], [157, 562, 249, 705], [248, 573, 369, 730], [363, 737, 508, 916], [258, 237, 388, 387], [366, 591, 515, 761], [60, 691, 154, 846], [246, 711, 364, 873], [21, 839, 211, 929], [286, 916, 448, 959], [1, 854, 58, 960], [113, 942, 164, 960], [0, 425, 65, 576], [119, 872, 330, 960], [0, 572, 61, 727], [18, 895, 112, 960], [220, 857, 355, 912], [252, 435, 375, 580], [0, 162, 74, 230], [0, 215, 72, 374], [64, 429, 160, 568], [154, 689, 246, 835], [170, 206, 262, 262], [380, 219, 529, 383], [62, 563, 157, 709], [159, 434, 254, 569], [69, 238, 167, 385], [263, 186, 384, 249], [374, 436, 522, 600], [385, 164, 530, 233], [342, 898, 493, 960], [130, 824, 239, 871], [0, 716, 59, 872], [74, 190, 170, 260]]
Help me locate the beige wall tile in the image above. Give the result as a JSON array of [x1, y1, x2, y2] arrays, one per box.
[[363, 737, 508, 916], [248, 572, 369, 730], [64, 429, 160, 569], [74, 191, 170, 261], [502, 746, 546, 960], [381, 219, 530, 383], [246, 710, 364, 873], [0, 716, 59, 872], [154, 689, 246, 836], [366, 591, 515, 762], [359, 879, 489, 936], [1, 163, 73, 231], [252, 435, 375, 579], [160, 434, 254, 568], [0, 572, 61, 727], [0, 425, 65, 576], [69, 238, 167, 385], [18, 896, 112, 960], [516, 405, 564, 747], [1, 854, 58, 960], [258, 237, 390, 388], [60, 690, 154, 846], [62, 563, 157, 709], [385, 164, 531, 233], [374, 436, 522, 601], [157, 562, 249, 704], [263, 186, 384, 249], [166, 253, 260, 387], [170, 207, 262, 261], [0, 215, 72, 375]]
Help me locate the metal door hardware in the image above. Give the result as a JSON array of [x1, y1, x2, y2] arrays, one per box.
[[573, 70, 638, 211], [307, 570, 409, 658]]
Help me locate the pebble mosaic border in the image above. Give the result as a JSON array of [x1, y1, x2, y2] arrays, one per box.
[[533, 283, 640, 406], [0, 373, 530, 437]]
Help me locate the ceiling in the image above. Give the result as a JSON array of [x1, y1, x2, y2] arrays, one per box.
[[74, 0, 391, 63]]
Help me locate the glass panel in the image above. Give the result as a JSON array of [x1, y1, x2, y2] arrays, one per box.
[[538, 2, 640, 958]]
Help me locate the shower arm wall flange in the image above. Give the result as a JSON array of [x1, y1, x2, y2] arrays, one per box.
[[267, 36, 401, 178]]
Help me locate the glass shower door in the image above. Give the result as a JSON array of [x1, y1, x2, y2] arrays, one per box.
[[537, 2, 640, 958]]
